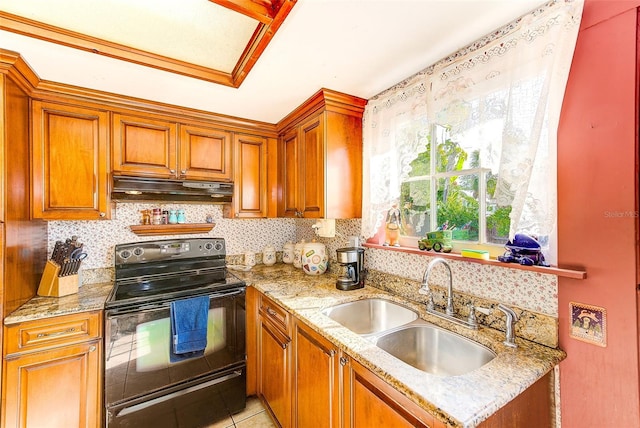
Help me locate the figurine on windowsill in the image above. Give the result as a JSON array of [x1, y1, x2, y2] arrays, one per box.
[[498, 233, 550, 267], [384, 203, 401, 247]]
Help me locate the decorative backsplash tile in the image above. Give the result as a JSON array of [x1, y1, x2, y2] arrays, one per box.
[[50, 206, 557, 317], [48, 203, 296, 269]]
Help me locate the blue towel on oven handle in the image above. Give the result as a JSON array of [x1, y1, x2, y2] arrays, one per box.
[[170, 295, 209, 356]]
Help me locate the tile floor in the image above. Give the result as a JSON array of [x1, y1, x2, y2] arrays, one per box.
[[208, 396, 276, 428]]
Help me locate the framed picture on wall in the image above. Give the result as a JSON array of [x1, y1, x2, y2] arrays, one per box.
[[569, 302, 607, 347]]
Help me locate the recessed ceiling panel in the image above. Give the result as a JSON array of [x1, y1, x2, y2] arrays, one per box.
[[1, 0, 259, 72], [0, 0, 296, 86]]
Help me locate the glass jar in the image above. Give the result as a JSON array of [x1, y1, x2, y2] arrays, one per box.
[[168, 210, 178, 224], [177, 209, 186, 224], [152, 208, 162, 225]]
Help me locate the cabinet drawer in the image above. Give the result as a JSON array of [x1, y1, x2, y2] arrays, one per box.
[[4, 311, 102, 356], [258, 294, 290, 335]]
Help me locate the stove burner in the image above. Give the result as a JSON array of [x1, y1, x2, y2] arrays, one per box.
[[106, 238, 245, 311]]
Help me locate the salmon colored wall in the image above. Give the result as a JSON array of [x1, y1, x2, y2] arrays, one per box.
[[558, 1, 640, 427]]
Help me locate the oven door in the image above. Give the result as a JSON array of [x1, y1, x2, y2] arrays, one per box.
[[106, 365, 246, 428], [104, 288, 246, 408]]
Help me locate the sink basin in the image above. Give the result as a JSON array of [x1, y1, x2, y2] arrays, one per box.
[[375, 324, 496, 376], [322, 298, 418, 335]]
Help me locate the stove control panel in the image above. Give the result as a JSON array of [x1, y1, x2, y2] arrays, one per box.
[[115, 238, 226, 265]]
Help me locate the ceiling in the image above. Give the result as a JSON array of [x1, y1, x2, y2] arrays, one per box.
[[0, 0, 547, 124]]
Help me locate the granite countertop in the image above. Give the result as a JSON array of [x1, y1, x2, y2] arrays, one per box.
[[4, 281, 113, 325], [234, 263, 565, 428]]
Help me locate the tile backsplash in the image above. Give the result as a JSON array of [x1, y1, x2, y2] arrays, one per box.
[[48, 203, 297, 269], [49, 203, 557, 317]]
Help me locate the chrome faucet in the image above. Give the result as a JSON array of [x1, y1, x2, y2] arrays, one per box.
[[422, 258, 455, 315], [497, 304, 519, 348]]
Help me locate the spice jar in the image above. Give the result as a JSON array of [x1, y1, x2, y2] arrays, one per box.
[[140, 209, 151, 225], [152, 208, 162, 225], [168, 210, 178, 224], [177, 209, 186, 224]]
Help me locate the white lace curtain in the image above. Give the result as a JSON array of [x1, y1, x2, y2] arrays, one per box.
[[361, 0, 584, 242]]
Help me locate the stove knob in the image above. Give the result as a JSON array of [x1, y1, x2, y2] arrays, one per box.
[[204, 242, 214, 251], [119, 250, 131, 260], [133, 247, 144, 257], [213, 242, 223, 252]]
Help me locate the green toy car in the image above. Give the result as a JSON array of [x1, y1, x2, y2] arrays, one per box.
[[418, 230, 453, 253]]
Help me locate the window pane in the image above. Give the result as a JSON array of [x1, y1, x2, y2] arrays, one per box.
[[486, 174, 511, 245], [399, 179, 430, 237], [436, 175, 478, 241]]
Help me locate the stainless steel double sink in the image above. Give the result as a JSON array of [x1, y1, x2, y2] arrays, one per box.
[[322, 298, 496, 376]]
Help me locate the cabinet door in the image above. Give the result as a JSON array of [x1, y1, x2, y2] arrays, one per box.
[[227, 134, 267, 218], [294, 320, 340, 428], [112, 113, 177, 178], [2, 340, 102, 428], [179, 124, 232, 181], [280, 127, 300, 217], [342, 356, 439, 428], [32, 101, 110, 220], [299, 113, 324, 218], [258, 318, 291, 428]]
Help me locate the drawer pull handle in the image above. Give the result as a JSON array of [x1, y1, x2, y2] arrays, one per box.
[[266, 307, 277, 317], [37, 327, 76, 338]]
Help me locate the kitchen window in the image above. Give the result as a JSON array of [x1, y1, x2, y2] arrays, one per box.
[[361, 0, 583, 263]]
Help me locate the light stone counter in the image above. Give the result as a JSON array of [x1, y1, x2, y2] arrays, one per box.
[[4, 281, 113, 325], [234, 263, 565, 428]]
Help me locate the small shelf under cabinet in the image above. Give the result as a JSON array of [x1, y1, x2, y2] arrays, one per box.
[[129, 223, 215, 236]]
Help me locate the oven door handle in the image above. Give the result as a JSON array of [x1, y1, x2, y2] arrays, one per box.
[[106, 287, 246, 316]]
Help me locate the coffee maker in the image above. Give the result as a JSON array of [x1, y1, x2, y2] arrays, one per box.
[[335, 247, 365, 290]]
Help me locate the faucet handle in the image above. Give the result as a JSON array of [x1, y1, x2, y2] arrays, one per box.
[[467, 303, 478, 326], [474, 305, 493, 316]]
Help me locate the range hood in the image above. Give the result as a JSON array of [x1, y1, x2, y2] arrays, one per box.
[[112, 177, 233, 203]]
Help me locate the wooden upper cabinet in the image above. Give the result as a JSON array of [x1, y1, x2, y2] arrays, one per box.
[[280, 127, 300, 218], [112, 113, 232, 181], [31, 101, 110, 220], [277, 89, 365, 219], [179, 124, 233, 181], [225, 133, 268, 218], [112, 113, 177, 178], [299, 114, 324, 219]]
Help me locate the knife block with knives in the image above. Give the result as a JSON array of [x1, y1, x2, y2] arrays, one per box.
[[37, 237, 87, 297]]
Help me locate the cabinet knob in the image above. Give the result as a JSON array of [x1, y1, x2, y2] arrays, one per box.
[[99, 212, 106, 218], [89, 345, 97, 352], [170, 169, 176, 174], [181, 169, 187, 175], [339, 356, 349, 366]]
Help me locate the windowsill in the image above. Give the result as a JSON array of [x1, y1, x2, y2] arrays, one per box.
[[363, 243, 586, 280]]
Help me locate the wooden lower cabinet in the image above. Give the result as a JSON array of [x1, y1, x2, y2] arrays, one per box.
[[257, 294, 292, 428], [342, 355, 442, 428], [2, 311, 103, 428], [250, 288, 551, 428], [293, 320, 340, 428]]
